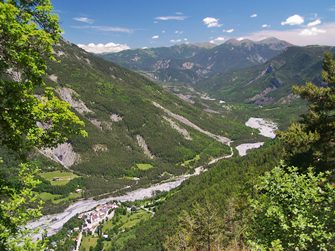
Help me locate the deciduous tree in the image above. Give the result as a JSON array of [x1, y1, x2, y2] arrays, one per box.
[[247, 163, 335, 250], [0, 0, 86, 249]]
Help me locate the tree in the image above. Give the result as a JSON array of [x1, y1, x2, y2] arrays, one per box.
[[94, 237, 104, 251], [278, 52, 335, 171], [164, 201, 222, 251], [0, 0, 86, 249], [247, 163, 335, 250]]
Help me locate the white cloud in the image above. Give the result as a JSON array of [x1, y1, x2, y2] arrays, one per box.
[[175, 12, 183, 15], [250, 14, 258, 18], [170, 39, 182, 43], [155, 16, 187, 21], [161, 30, 166, 34], [262, 24, 271, 28], [281, 14, 304, 26], [78, 42, 130, 54], [210, 36, 225, 44], [237, 37, 245, 41], [73, 17, 94, 24], [175, 30, 184, 35], [225, 28, 234, 33], [152, 35, 159, 39], [299, 27, 326, 36], [307, 19, 321, 27], [203, 17, 222, 28], [184, 38, 188, 41], [241, 22, 335, 46], [71, 25, 133, 33]]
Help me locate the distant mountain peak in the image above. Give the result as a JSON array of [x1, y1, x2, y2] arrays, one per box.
[[257, 37, 292, 50], [225, 37, 291, 47], [258, 37, 291, 45], [258, 37, 282, 44]]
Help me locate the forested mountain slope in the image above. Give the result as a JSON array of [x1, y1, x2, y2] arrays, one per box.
[[199, 45, 335, 104], [35, 39, 257, 205]]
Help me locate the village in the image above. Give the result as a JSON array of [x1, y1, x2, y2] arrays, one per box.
[[45, 201, 154, 251]]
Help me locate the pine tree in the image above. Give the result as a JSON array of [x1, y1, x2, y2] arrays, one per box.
[[164, 201, 222, 251], [278, 52, 335, 171]]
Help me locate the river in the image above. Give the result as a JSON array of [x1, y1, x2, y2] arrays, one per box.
[[28, 165, 209, 237], [236, 117, 278, 156], [28, 117, 277, 238]]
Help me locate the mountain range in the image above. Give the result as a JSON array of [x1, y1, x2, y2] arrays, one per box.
[[199, 45, 335, 104], [101, 37, 291, 84], [101, 38, 334, 105]]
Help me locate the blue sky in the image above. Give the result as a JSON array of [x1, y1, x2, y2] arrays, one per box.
[[52, 0, 335, 53]]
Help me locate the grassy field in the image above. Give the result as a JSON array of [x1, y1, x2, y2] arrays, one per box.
[[136, 163, 154, 171], [38, 192, 81, 204], [39, 171, 79, 186], [181, 154, 200, 167], [80, 236, 98, 251], [101, 209, 152, 250]]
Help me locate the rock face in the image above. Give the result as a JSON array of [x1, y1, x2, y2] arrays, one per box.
[[40, 143, 79, 168], [92, 144, 108, 153], [136, 135, 155, 159], [56, 87, 93, 115], [110, 114, 122, 122], [48, 74, 58, 82], [163, 116, 192, 140], [88, 118, 103, 130], [153, 101, 231, 145]]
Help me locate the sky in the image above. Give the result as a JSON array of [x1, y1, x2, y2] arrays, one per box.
[[52, 0, 335, 53]]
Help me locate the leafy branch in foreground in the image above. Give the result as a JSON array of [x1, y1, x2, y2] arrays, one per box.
[[0, 162, 45, 250], [0, 0, 86, 249], [247, 163, 335, 250]]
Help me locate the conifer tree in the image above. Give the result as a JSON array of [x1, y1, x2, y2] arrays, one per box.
[[278, 52, 335, 170], [164, 201, 222, 251]]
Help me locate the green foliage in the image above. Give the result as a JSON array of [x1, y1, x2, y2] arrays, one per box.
[[121, 141, 284, 250], [248, 163, 335, 250], [40, 39, 254, 200], [0, 0, 60, 86], [102, 208, 152, 250], [38, 171, 78, 186], [48, 216, 83, 250], [0, 0, 86, 249], [278, 52, 335, 170], [200, 46, 335, 105], [0, 1, 86, 152], [0, 162, 45, 251], [164, 201, 223, 251]]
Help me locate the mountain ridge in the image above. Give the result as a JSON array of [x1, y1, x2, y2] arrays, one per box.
[[198, 45, 335, 105], [100, 37, 291, 84]]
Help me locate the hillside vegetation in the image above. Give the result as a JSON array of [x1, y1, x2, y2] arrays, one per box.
[[34, 40, 261, 211], [199, 46, 335, 105]]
